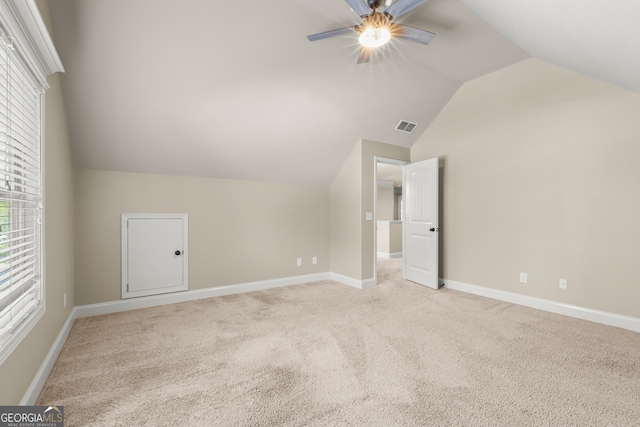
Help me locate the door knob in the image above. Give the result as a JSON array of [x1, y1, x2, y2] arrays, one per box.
[[429, 228, 439, 232], [175, 250, 181, 256]]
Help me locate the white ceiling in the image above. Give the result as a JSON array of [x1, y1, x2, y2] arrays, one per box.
[[47, 0, 638, 184], [460, 0, 640, 94]]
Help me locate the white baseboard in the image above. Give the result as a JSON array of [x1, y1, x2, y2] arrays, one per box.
[[330, 272, 376, 290], [361, 278, 376, 289], [76, 272, 332, 318], [377, 252, 402, 259], [75, 272, 379, 317], [441, 278, 640, 333], [21, 307, 78, 405]]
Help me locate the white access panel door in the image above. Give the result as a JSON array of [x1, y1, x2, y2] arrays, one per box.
[[403, 158, 439, 289], [122, 214, 188, 299]]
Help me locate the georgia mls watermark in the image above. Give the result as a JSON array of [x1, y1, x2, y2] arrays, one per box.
[[0, 406, 63, 427]]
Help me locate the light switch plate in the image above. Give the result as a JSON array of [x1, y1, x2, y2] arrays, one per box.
[[366, 212, 373, 221]]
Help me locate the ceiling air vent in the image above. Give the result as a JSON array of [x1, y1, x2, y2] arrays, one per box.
[[395, 120, 417, 134]]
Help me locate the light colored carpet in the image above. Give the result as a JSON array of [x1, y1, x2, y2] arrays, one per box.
[[38, 258, 640, 426]]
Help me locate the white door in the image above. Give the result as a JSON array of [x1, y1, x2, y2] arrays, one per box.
[[403, 158, 439, 289], [122, 214, 188, 298]]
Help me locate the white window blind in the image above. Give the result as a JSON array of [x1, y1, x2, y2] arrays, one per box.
[[0, 34, 43, 352]]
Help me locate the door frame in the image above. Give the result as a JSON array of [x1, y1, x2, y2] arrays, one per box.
[[373, 156, 410, 286], [121, 213, 189, 299]]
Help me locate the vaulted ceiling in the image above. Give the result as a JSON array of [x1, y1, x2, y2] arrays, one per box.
[[47, 0, 639, 184]]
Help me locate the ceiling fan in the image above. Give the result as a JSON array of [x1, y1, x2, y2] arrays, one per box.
[[307, 0, 435, 64]]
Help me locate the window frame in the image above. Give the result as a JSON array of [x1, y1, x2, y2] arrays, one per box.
[[0, 0, 63, 366], [0, 33, 45, 365]]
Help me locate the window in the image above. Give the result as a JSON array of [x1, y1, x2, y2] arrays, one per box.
[[0, 34, 44, 362], [395, 188, 403, 221]]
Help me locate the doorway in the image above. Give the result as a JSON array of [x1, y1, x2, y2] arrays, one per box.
[[374, 157, 409, 285], [374, 157, 440, 289]]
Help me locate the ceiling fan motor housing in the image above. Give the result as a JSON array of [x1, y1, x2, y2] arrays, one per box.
[[358, 10, 390, 33]]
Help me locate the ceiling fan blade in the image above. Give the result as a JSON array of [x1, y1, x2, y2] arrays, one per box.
[[383, 0, 427, 20], [344, 0, 372, 17], [392, 24, 435, 45], [357, 47, 371, 64], [307, 26, 358, 42]]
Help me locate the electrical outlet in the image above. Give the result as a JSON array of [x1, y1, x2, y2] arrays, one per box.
[[559, 279, 567, 289], [296, 258, 302, 267], [63, 292, 67, 308], [520, 272, 527, 283], [312, 256, 317, 265]]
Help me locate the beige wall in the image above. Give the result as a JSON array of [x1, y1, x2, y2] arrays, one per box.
[[376, 187, 394, 220], [412, 58, 640, 318], [330, 140, 409, 281], [376, 221, 402, 255], [377, 222, 390, 254], [75, 170, 330, 305], [0, 0, 75, 404], [330, 141, 362, 279], [388, 222, 402, 254]]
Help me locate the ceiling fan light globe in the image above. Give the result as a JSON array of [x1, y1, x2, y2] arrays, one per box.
[[358, 26, 391, 48]]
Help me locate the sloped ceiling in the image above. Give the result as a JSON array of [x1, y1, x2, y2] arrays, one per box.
[[46, 0, 636, 184], [460, 0, 640, 94]]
